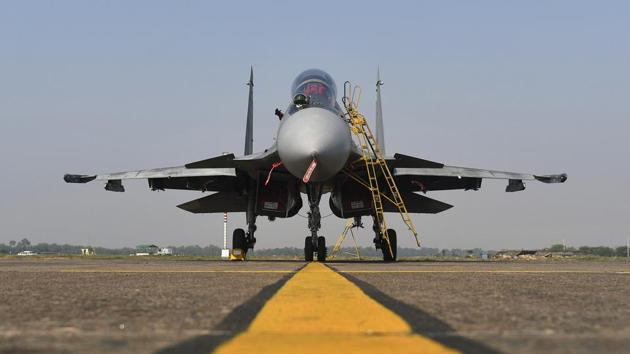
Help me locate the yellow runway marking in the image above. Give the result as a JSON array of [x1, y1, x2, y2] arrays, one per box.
[[214, 262, 457, 354], [60, 269, 296, 273]]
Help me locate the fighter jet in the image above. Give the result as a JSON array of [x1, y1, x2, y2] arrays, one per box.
[[65, 68, 567, 261]]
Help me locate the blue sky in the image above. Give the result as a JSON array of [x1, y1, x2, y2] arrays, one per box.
[[1, 1, 629, 249]]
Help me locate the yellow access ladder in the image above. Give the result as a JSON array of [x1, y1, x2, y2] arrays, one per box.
[[341, 82, 420, 256], [329, 218, 362, 260]]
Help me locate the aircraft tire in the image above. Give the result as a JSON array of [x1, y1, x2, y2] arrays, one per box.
[[233, 228, 246, 250], [382, 229, 397, 262], [304, 237, 314, 262], [317, 236, 327, 262]]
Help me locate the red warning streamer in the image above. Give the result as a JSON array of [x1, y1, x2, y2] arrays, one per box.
[[265, 161, 283, 186], [302, 159, 317, 183]]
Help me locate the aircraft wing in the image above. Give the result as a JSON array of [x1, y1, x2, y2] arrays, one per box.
[[65, 166, 236, 182], [388, 153, 567, 193], [64, 147, 284, 193], [64, 164, 237, 192]]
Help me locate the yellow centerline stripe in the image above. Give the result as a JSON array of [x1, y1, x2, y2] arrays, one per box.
[[214, 262, 458, 354]]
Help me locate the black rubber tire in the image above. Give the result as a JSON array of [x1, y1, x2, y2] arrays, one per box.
[[232, 228, 246, 250], [304, 237, 314, 262], [382, 229, 397, 262], [317, 236, 327, 262]]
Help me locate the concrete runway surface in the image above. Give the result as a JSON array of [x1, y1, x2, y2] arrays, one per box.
[[0, 258, 628, 353]]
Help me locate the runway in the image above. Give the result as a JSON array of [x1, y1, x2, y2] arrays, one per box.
[[1, 258, 628, 353]]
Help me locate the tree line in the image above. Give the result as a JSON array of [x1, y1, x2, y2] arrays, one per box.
[[548, 244, 628, 257], [0, 239, 222, 256], [0, 239, 627, 257]]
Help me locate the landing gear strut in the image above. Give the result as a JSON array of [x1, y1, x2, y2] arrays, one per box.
[[304, 183, 326, 262], [245, 180, 258, 250]]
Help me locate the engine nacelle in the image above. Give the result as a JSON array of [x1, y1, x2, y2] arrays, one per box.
[[329, 177, 373, 218], [255, 171, 302, 218]]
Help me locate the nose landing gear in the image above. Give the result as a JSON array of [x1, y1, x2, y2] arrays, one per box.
[[317, 236, 327, 261], [304, 236, 327, 262], [304, 237, 314, 261], [304, 183, 327, 262]]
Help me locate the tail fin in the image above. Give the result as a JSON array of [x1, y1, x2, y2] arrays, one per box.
[[244, 66, 254, 155], [375, 67, 385, 154]]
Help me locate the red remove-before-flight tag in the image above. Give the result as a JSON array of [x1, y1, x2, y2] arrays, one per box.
[[302, 159, 317, 183], [265, 161, 283, 186]]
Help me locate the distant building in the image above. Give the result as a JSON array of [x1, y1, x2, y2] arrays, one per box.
[[81, 248, 95, 256], [157, 247, 173, 255], [135, 244, 160, 255], [134, 245, 174, 256], [17, 251, 37, 256], [493, 249, 576, 260]]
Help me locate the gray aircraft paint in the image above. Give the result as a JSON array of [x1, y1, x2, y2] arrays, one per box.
[[277, 107, 352, 182]]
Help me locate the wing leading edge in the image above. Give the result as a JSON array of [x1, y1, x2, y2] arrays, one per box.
[[390, 153, 567, 193], [64, 165, 236, 193], [64, 166, 236, 183], [64, 146, 282, 192]]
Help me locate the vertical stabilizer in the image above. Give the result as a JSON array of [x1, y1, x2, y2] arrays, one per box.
[[375, 67, 385, 154], [244, 66, 254, 155]]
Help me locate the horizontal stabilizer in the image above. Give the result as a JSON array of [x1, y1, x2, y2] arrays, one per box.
[[391, 153, 444, 169], [383, 192, 453, 214], [185, 153, 236, 169], [177, 191, 247, 214]]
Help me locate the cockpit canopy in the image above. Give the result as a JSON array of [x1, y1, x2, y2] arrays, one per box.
[[288, 69, 340, 114]]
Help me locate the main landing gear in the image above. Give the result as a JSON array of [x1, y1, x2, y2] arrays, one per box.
[[304, 183, 326, 262], [381, 229, 397, 262], [231, 183, 258, 261], [373, 220, 397, 262], [231, 227, 256, 260]]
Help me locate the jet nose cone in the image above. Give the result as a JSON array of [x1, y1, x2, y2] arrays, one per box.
[[277, 108, 352, 182]]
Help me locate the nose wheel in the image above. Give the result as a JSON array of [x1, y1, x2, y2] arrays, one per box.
[[304, 237, 314, 261], [304, 236, 326, 262]]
